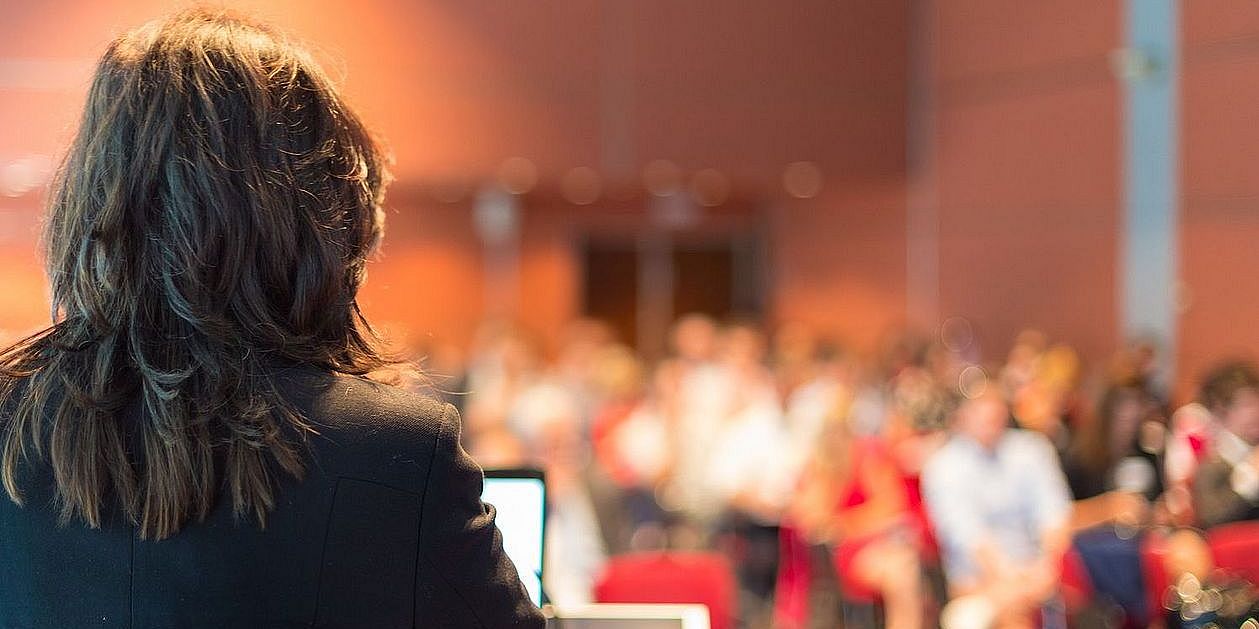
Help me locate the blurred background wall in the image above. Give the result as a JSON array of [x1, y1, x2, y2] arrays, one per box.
[[2, 0, 1259, 404]]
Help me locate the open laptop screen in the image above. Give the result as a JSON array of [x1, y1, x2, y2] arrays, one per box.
[[481, 469, 546, 607]]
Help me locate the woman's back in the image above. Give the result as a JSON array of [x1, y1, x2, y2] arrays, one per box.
[[0, 8, 542, 626], [0, 368, 543, 628]]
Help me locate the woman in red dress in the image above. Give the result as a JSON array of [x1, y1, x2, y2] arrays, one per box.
[[784, 407, 926, 629]]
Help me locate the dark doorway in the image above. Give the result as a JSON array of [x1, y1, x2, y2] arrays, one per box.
[[582, 236, 762, 355], [671, 246, 734, 322], [582, 244, 640, 348]]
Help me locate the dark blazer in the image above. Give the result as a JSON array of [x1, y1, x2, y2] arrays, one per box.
[[1194, 453, 1259, 529], [0, 367, 545, 628]]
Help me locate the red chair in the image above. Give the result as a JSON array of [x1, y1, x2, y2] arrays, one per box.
[[1208, 521, 1259, 584], [772, 525, 812, 629], [1139, 533, 1172, 625], [772, 524, 886, 627], [594, 551, 737, 629], [1059, 546, 1095, 615]]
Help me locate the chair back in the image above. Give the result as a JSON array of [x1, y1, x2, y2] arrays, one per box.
[[594, 552, 736, 629]]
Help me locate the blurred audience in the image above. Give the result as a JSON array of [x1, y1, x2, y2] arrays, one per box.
[[587, 344, 669, 553], [424, 315, 1259, 628]]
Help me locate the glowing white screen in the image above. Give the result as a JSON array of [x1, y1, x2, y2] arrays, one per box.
[[481, 476, 545, 607]]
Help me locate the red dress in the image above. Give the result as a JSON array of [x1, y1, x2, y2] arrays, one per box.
[[830, 438, 922, 600], [773, 439, 927, 628]]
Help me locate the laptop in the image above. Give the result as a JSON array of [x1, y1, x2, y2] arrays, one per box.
[[481, 468, 547, 608], [545, 603, 711, 628]]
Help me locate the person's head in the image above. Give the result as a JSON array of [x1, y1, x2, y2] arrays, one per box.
[[1074, 379, 1153, 474], [890, 366, 954, 433], [49, 9, 390, 339], [560, 318, 613, 359], [1105, 385, 1149, 447], [1000, 328, 1047, 396], [814, 399, 856, 471], [720, 321, 767, 369], [669, 313, 718, 362], [495, 331, 538, 376], [1199, 360, 1259, 444], [772, 321, 816, 366], [1109, 338, 1160, 383], [592, 344, 645, 402], [812, 341, 854, 382], [0, 8, 394, 539], [954, 387, 1010, 450]]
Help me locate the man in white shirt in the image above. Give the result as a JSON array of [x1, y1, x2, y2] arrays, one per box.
[[924, 388, 1072, 628]]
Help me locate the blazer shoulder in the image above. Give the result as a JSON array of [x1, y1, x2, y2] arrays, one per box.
[[279, 369, 458, 490], [308, 372, 451, 434]]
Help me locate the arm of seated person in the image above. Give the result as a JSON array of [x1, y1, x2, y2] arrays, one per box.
[[1069, 491, 1148, 531]]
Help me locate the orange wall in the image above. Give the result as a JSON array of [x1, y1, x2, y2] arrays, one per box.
[[1178, 2, 1259, 400], [353, 195, 486, 352], [921, 0, 1259, 403], [771, 179, 908, 355], [926, 0, 1121, 368], [10, 1, 1259, 393], [0, 0, 910, 183], [0, 196, 46, 339], [0, 1, 911, 353]]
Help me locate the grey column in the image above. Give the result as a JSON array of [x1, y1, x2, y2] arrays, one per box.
[[1120, 0, 1179, 379]]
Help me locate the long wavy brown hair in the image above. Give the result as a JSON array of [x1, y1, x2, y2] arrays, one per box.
[[0, 8, 396, 539]]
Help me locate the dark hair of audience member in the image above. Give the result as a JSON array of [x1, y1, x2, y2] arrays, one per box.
[[1072, 377, 1146, 477], [1198, 360, 1259, 416]]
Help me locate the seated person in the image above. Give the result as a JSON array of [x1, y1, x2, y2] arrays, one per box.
[[1063, 377, 1165, 508], [1060, 377, 1164, 625], [923, 388, 1072, 629], [788, 407, 925, 629], [1192, 360, 1259, 528]]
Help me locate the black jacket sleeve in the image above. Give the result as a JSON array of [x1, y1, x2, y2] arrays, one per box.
[[413, 403, 546, 628], [1193, 455, 1259, 529]]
